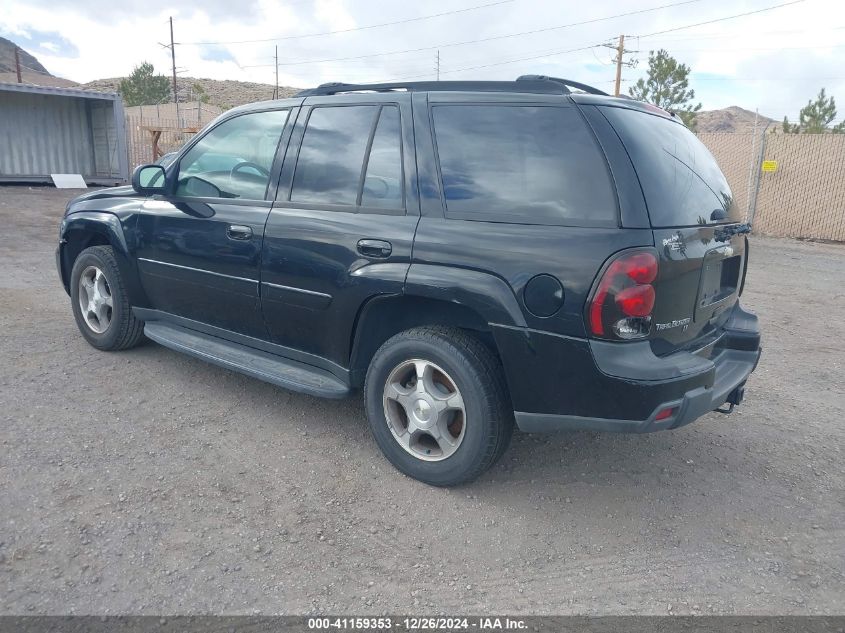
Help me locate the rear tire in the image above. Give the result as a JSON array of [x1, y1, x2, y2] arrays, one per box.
[[364, 326, 513, 486], [70, 245, 144, 351]]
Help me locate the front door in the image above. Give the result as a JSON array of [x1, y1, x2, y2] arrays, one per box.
[[260, 95, 419, 368], [136, 108, 294, 338]]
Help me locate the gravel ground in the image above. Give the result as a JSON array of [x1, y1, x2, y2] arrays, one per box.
[[0, 186, 843, 616]]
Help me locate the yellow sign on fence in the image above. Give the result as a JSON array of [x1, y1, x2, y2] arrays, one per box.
[[762, 160, 779, 172]]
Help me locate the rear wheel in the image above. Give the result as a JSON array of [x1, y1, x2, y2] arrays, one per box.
[[70, 245, 144, 351], [364, 327, 513, 486]]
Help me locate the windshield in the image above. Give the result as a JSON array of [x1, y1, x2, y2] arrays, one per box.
[[601, 106, 743, 227]]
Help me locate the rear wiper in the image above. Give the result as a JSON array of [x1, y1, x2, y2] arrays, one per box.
[[714, 223, 752, 242]]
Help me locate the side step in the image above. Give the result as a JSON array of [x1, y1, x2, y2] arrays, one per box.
[[144, 322, 351, 399]]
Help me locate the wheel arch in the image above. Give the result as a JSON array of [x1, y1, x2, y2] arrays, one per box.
[[349, 294, 500, 388], [59, 212, 145, 305], [60, 230, 110, 291]]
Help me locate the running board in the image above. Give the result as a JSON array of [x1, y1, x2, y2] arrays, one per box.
[[144, 322, 351, 399]]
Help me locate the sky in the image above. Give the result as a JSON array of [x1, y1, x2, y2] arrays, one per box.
[[2, 0, 844, 122]]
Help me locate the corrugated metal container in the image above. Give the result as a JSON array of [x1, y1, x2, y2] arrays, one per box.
[[0, 82, 128, 185]]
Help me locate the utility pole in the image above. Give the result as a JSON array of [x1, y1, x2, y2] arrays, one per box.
[[435, 50, 440, 81], [604, 35, 637, 97], [14, 46, 22, 83], [169, 16, 181, 126], [614, 35, 625, 97], [274, 45, 279, 99]]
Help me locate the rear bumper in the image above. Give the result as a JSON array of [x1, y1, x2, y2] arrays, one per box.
[[495, 302, 761, 434], [515, 347, 759, 433]]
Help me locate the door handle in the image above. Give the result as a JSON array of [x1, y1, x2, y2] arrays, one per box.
[[226, 224, 252, 241], [357, 239, 392, 258]]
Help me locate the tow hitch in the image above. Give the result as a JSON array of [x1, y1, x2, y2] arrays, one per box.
[[716, 384, 746, 415]]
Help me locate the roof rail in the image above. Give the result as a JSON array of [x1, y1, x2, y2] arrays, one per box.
[[295, 76, 610, 97], [515, 75, 609, 96]]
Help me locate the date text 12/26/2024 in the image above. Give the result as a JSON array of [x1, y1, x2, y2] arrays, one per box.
[[307, 617, 528, 631]]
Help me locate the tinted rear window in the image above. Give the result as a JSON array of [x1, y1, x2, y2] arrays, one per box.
[[432, 105, 617, 226], [291, 105, 377, 206], [601, 106, 742, 227]]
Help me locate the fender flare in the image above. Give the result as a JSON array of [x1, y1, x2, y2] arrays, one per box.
[[404, 263, 526, 328], [61, 211, 130, 256], [59, 212, 146, 305]]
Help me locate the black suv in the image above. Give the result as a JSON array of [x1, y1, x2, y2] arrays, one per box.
[[57, 76, 761, 486]]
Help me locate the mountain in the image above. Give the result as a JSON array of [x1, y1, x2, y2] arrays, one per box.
[[0, 37, 298, 107], [82, 76, 301, 110], [0, 36, 49, 75], [695, 106, 775, 133], [0, 36, 79, 87]]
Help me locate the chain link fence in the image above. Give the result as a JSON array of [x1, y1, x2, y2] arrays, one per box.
[[699, 132, 845, 242], [125, 103, 221, 168]]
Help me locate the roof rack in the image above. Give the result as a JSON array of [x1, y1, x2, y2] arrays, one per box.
[[514, 75, 608, 96], [295, 75, 609, 97]]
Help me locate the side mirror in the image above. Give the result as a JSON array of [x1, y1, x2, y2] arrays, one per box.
[[132, 164, 167, 195]]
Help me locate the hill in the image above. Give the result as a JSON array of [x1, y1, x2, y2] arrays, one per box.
[[82, 76, 301, 110], [0, 36, 79, 87], [0, 37, 299, 107], [695, 106, 775, 133]]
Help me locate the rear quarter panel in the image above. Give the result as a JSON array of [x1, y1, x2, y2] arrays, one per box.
[[411, 220, 653, 337]]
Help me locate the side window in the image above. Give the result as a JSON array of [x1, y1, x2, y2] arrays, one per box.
[[432, 105, 617, 226], [176, 109, 289, 200], [362, 106, 403, 209], [290, 105, 404, 211]]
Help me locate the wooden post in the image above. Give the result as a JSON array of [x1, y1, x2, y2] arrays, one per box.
[[169, 17, 180, 126], [14, 46, 22, 83]]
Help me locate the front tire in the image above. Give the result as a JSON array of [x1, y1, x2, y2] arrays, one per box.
[[70, 245, 144, 351], [364, 327, 513, 486]]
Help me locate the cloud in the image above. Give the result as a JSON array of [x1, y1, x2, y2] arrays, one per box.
[[199, 45, 237, 64], [0, 26, 79, 58], [0, 0, 843, 121], [7, 0, 263, 20]]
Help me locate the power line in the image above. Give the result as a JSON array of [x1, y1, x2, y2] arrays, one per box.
[[660, 44, 845, 52], [384, 43, 601, 82], [639, 27, 845, 41], [386, 2, 809, 84], [252, 0, 814, 88], [242, 0, 705, 68], [180, 0, 515, 46], [691, 76, 845, 81], [634, 0, 806, 39]]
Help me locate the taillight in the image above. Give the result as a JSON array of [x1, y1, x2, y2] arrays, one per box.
[[587, 250, 658, 340]]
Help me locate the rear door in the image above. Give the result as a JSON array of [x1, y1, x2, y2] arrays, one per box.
[[599, 105, 747, 354], [260, 94, 419, 368]]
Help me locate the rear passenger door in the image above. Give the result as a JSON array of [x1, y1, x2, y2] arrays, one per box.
[[260, 94, 418, 370]]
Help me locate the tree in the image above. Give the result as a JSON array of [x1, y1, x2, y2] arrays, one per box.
[[782, 88, 845, 134], [192, 82, 211, 104], [118, 62, 171, 107], [629, 49, 702, 128]]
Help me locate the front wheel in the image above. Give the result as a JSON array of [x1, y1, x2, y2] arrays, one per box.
[[364, 327, 513, 486], [70, 245, 144, 351]]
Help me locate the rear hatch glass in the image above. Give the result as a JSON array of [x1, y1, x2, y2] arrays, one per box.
[[600, 106, 743, 227], [600, 105, 746, 354]]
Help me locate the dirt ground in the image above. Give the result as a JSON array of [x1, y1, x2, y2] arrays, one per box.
[[0, 186, 843, 616]]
